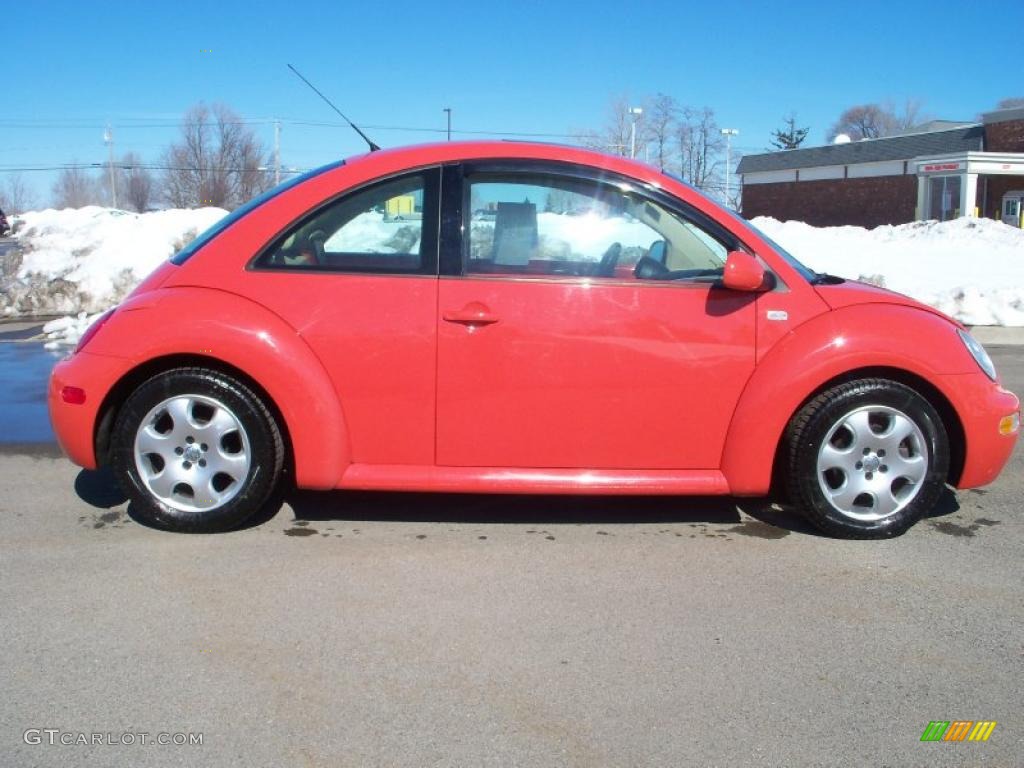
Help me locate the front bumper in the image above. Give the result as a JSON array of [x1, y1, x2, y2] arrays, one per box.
[[48, 351, 133, 469], [941, 372, 1020, 489]]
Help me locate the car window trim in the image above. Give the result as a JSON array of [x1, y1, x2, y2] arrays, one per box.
[[441, 159, 744, 282], [248, 165, 442, 277]]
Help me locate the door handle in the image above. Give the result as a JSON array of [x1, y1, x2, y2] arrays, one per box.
[[443, 303, 500, 327]]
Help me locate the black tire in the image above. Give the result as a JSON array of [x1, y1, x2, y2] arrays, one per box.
[[785, 378, 949, 539], [111, 367, 284, 532]]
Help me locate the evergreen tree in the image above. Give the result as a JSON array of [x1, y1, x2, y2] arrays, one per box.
[[769, 114, 809, 150]]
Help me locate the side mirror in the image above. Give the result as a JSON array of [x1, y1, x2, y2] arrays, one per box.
[[722, 251, 770, 292]]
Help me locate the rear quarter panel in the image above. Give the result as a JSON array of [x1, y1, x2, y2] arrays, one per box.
[[86, 288, 350, 489]]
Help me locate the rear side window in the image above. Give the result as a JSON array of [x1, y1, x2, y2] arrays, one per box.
[[170, 161, 343, 265], [255, 170, 438, 274]]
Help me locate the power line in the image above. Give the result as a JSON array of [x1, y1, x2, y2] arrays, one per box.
[[0, 116, 581, 139]]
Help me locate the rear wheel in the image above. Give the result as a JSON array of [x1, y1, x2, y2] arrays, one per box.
[[111, 368, 284, 532], [785, 379, 949, 538]]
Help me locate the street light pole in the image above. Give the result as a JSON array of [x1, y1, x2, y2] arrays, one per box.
[[443, 107, 452, 141], [721, 128, 739, 207], [629, 107, 643, 159], [274, 119, 281, 185], [104, 124, 117, 209]]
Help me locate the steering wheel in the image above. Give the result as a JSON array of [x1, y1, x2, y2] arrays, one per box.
[[597, 242, 622, 277], [307, 229, 328, 266]]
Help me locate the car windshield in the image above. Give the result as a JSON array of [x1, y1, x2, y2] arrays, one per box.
[[170, 161, 344, 265], [729, 212, 817, 282], [662, 172, 817, 282]]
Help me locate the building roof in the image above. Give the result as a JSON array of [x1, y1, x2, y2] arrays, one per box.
[[736, 125, 985, 174], [981, 106, 1024, 124]]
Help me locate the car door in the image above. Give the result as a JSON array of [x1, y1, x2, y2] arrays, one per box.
[[242, 168, 440, 466], [436, 163, 757, 470]]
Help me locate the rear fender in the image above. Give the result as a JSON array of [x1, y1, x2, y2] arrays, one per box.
[[89, 287, 350, 489]]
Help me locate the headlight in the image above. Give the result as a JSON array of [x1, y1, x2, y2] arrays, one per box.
[[957, 328, 997, 381]]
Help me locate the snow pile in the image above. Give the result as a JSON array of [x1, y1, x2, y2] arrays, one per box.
[[41, 311, 104, 350], [752, 216, 1024, 326], [3, 205, 1023, 343], [2, 206, 226, 316]]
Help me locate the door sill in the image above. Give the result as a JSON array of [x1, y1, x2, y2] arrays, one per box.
[[338, 464, 729, 495]]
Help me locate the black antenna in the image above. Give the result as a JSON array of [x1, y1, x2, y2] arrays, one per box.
[[287, 63, 380, 152]]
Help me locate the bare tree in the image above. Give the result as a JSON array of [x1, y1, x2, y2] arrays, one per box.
[[678, 107, 723, 191], [828, 100, 928, 141], [0, 173, 37, 213], [52, 166, 103, 208], [646, 93, 680, 171], [161, 103, 272, 209], [578, 94, 645, 158], [121, 153, 154, 212], [828, 104, 896, 141]]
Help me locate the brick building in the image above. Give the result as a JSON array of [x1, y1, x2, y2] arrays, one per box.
[[737, 107, 1024, 228]]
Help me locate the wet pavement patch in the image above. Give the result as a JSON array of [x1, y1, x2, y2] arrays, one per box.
[[0, 342, 63, 443], [929, 520, 980, 537], [284, 527, 318, 537], [726, 520, 790, 539]]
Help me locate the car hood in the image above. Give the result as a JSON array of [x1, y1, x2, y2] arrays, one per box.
[[813, 280, 964, 329]]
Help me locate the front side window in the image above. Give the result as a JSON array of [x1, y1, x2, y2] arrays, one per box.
[[464, 173, 729, 281], [257, 171, 435, 273]]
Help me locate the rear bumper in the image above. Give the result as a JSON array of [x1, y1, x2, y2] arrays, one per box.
[[48, 351, 131, 469], [942, 372, 1020, 489]]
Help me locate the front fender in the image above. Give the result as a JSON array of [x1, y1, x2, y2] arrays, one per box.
[[89, 287, 350, 489], [722, 304, 976, 495]]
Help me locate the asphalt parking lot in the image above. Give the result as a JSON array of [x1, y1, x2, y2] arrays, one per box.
[[0, 348, 1021, 767]]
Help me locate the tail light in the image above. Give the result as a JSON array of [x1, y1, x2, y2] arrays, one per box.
[[74, 309, 115, 353]]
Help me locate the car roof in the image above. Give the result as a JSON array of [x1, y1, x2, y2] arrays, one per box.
[[342, 140, 670, 183]]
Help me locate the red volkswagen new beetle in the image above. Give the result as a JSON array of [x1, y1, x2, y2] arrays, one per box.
[[48, 141, 1019, 538]]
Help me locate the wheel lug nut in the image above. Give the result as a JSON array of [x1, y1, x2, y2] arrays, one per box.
[[878, 449, 886, 457], [863, 447, 871, 455], [865, 471, 873, 480], [880, 465, 887, 473], [198, 459, 206, 468], [174, 447, 184, 455], [201, 443, 208, 451], [855, 461, 863, 469], [186, 437, 194, 444], [183, 461, 192, 469]]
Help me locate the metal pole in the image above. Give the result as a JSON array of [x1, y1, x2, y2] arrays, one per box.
[[444, 108, 452, 141], [721, 128, 738, 208], [628, 107, 643, 159], [104, 124, 117, 209], [274, 120, 281, 185]]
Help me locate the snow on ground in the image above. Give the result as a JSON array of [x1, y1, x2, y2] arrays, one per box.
[[752, 216, 1024, 326], [4, 207, 1023, 346], [2, 206, 227, 317]]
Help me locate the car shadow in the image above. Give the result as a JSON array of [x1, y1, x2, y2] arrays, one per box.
[[74, 466, 128, 508], [74, 467, 960, 538], [284, 488, 822, 537]]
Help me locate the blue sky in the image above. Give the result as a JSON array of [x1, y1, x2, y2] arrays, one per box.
[[4, 0, 1021, 204]]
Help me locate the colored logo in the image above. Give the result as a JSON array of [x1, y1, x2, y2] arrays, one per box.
[[920, 721, 997, 742]]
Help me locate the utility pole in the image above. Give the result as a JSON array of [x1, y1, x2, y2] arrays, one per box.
[[443, 107, 452, 141], [721, 128, 739, 208], [629, 107, 643, 159], [104, 124, 117, 209], [274, 119, 281, 185]]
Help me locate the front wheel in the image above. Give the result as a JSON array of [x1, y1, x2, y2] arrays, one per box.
[[111, 368, 284, 532], [785, 379, 949, 539]]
